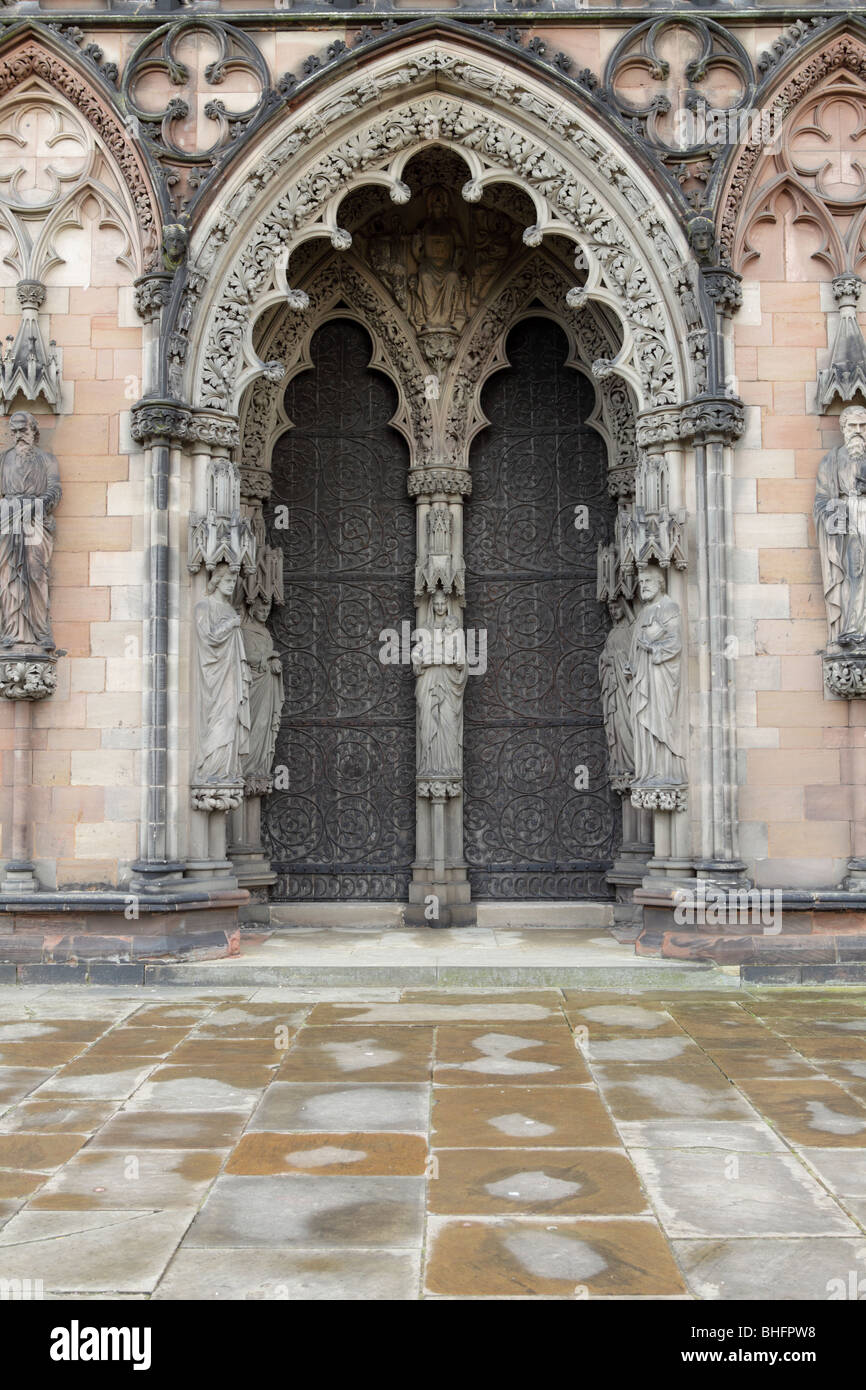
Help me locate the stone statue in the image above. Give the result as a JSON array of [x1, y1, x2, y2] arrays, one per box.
[[240, 595, 284, 797], [412, 589, 467, 779], [408, 186, 469, 334], [191, 563, 251, 809], [814, 404, 866, 647], [0, 410, 61, 651], [626, 566, 687, 799], [599, 597, 635, 792]]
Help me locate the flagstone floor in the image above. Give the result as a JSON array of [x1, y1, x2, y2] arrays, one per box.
[[0, 984, 865, 1300]]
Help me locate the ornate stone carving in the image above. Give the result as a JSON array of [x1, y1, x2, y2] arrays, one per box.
[[191, 563, 251, 812], [0, 280, 61, 408], [240, 596, 284, 798], [814, 405, 866, 664], [0, 656, 57, 702], [408, 468, 472, 498], [824, 655, 866, 699], [818, 275, 866, 407], [133, 271, 173, 324], [0, 40, 158, 268], [196, 63, 683, 415], [757, 18, 833, 76], [413, 590, 467, 784], [702, 266, 743, 315], [130, 403, 239, 449], [0, 412, 61, 656], [415, 503, 462, 598], [599, 596, 635, 795], [627, 566, 687, 810], [188, 458, 256, 579], [121, 17, 275, 217], [619, 454, 688, 575], [722, 38, 866, 272], [680, 396, 746, 444]]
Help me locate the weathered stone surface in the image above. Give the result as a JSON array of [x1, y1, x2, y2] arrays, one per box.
[[152, 1249, 421, 1302], [188, 1175, 426, 1249]]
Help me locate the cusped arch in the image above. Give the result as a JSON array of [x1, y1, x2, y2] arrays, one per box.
[[0, 35, 161, 268], [720, 25, 866, 268], [239, 253, 433, 497], [446, 250, 637, 490], [186, 35, 699, 420]]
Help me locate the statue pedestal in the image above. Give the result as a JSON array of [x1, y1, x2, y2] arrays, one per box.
[[406, 780, 476, 928], [822, 648, 866, 698]]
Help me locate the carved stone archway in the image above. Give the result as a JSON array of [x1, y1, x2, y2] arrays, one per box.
[[157, 34, 749, 920]]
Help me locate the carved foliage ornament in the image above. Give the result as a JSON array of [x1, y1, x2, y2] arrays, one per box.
[[193, 58, 688, 414]]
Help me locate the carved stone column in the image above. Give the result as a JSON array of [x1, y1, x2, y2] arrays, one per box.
[[404, 467, 476, 928], [684, 339, 749, 887]]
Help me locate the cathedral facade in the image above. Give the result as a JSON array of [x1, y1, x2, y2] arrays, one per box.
[[0, 0, 865, 971]]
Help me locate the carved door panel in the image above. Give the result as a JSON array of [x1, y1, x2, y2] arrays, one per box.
[[264, 318, 416, 900], [464, 316, 619, 899]]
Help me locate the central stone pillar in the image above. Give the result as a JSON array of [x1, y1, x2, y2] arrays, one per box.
[[404, 468, 476, 928]]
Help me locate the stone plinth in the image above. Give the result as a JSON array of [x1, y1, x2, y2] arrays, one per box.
[[0, 887, 247, 970], [634, 884, 866, 968]]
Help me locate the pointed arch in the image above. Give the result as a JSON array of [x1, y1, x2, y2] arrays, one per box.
[[183, 33, 698, 421], [0, 34, 161, 267]]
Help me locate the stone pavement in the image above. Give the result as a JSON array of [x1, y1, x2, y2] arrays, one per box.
[[0, 984, 865, 1300]]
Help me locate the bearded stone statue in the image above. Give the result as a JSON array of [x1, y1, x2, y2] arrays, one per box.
[[814, 404, 866, 648], [627, 566, 687, 801], [0, 411, 61, 652]]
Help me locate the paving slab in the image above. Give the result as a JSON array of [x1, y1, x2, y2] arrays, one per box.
[[425, 1216, 687, 1297], [248, 1082, 430, 1134], [152, 1248, 422, 1300], [0, 1208, 197, 1293], [630, 1149, 861, 1238], [673, 1237, 866, 1301], [432, 1085, 618, 1149], [427, 1148, 649, 1217], [29, 1148, 224, 1210], [226, 1131, 427, 1176], [187, 1174, 426, 1249]]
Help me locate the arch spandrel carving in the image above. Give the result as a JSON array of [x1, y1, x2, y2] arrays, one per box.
[[720, 30, 866, 271], [184, 39, 698, 420], [0, 37, 160, 269]]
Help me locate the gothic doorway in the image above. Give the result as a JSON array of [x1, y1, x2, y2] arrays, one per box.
[[263, 317, 416, 901], [463, 315, 619, 899]]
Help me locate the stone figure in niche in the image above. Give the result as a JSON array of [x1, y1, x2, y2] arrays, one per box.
[[408, 186, 469, 334], [626, 566, 687, 792], [413, 589, 467, 779], [0, 411, 61, 651], [240, 595, 284, 797], [599, 596, 635, 792], [814, 404, 866, 647], [192, 563, 251, 798]]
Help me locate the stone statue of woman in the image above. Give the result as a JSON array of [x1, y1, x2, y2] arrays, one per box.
[[191, 564, 251, 808], [0, 411, 61, 651], [627, 566, 687, 796], [599, 596, 635, 792], [240, 595, 284, 797], [413, 589, 467, 780]]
